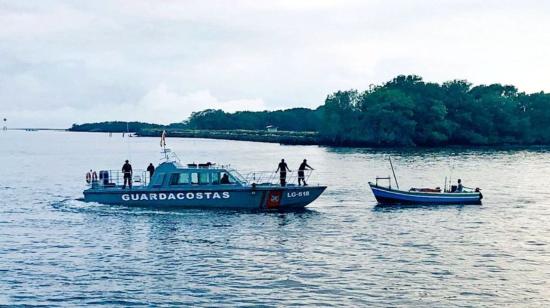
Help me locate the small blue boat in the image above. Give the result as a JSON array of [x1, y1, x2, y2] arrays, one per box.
[[368, 181, 482, 205], [369, 157, 483, 205], [83, 160, 326, 210]]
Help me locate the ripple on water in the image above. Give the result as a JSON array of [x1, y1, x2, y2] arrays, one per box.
[[1, 132, 550, 306]]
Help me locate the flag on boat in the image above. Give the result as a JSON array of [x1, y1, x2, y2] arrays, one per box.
[[160, 130, 166, 148]]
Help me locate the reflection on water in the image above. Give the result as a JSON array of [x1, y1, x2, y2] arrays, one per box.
[[0, 130, 549, 306]]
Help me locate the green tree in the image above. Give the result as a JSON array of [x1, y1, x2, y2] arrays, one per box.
[[359, 88, 417, 146]]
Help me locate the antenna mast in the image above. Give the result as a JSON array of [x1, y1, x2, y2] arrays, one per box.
[[389, 156, 399, 190], [160, 130, 179, 162]]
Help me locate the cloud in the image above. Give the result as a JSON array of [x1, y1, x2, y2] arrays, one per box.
[[1, 0, 550, 127], [134, 84, 267, 124], [3, 85, 266, 128]]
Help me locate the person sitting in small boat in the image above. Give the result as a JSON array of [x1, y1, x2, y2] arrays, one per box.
[[457, 179, 463, 192]]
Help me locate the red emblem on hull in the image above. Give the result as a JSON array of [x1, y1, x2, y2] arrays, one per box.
[[266, 190, 282, 209]]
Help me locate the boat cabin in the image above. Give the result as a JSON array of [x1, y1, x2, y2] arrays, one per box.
[[149, 161, 244, 188]]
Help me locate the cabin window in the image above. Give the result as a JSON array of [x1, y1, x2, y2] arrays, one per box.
[[152, 173, 165, 186], [211, 172, 220, 184], [191, 173, 199, 184], [169, 173, 179, 185], [199, 173, 209, 184], [169, 173, 190, 185], [178, 173, 190, 184]]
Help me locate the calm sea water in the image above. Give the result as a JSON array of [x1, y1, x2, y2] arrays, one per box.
[[1, 130, 549, 306]]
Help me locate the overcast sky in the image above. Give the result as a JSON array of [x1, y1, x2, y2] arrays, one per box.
[[1, 0, 549, 128]]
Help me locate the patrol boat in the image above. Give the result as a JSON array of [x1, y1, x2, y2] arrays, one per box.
[[83, 151, 326, 210]]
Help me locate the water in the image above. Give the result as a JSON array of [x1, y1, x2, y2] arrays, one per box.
[[1, 130, 549, 306]]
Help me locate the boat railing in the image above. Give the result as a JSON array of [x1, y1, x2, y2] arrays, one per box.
[[86, 166, 317, 188], [375, 176, 392, 189], [86, 169, 150, 188], [240, 169, 314, 186], [224, 168, 248, 184]]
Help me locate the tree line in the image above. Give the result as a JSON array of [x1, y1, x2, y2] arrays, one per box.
[[321, 75, 550, 146], [186, 108, 323, 132], [70, 75, 550, 146], [69, 121, 164, 132], [70, 108, 324, 133]]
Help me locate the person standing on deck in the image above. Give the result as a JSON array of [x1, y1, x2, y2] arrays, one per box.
[[147, 163, 155, 180], [298, 159, 314, 186], [122, 160, 133, 189], [275, 159, 291, 187]]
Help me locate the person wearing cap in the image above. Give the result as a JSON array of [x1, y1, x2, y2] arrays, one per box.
[[298, 159, 314, 186], [122, 160, 133, 189]]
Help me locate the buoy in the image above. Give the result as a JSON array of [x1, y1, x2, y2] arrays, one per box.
[[85, 172, 92, 183]]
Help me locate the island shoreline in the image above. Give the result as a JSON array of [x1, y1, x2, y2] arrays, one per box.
[[62, 129, 550, 150]]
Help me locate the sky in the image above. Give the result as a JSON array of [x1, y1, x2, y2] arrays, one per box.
[[1, 0, 549, 128]]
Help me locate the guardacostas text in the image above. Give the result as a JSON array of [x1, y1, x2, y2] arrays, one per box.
[[122, 191, 230, 201]]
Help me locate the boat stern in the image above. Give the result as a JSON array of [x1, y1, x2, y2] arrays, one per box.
[[267, 185, 327, 210]]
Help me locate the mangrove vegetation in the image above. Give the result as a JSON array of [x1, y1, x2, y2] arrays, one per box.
[[69, 75, 550, 147]]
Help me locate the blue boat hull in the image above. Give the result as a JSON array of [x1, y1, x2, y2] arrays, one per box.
[[369, 183, 482, 205], [84, 185, 326, 210]]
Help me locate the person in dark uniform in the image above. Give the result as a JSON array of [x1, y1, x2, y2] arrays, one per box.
[[122, 160, 133, 189], [147, 163, 155, 179], [220, 173, 230, 184], [275, 159, 291, 186], [298, 159, 314, 186]]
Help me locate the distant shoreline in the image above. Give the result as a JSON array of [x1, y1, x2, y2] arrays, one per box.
[[59, 128, 550, 149], [9, 128, 550, 149], [136, 129, 320, 146], [134, 130, 550, 149], [7, 128, 66, 131]]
